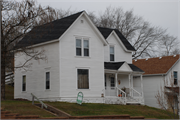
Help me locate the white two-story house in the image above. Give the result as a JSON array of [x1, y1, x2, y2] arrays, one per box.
[[14, 11, 144, 105]]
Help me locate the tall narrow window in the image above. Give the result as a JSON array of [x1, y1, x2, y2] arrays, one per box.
[[173, 71, 178, 85], [22, 75, 26, 91], [84, 40, 89, 56], [110, 77, 115, 89], [76, 39, 81, 56], [110, 46, 114, 61], [46, 72, 50, 89], [77, 69, 89, 89]]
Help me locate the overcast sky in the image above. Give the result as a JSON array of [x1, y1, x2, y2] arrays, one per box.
[[17, 0, 180, 42]]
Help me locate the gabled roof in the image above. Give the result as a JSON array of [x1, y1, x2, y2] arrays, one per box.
[[15, 11, 84, 48], [133, 55, 180, 75], [104, 62, 143, 72], [15, 11, 135, 51], [97, 27, 136, 51]]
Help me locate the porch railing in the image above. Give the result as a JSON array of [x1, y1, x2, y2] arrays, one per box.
[[116, 87, 126, 103], [130, 88, 142, 103], [131, 88, 141, 97]]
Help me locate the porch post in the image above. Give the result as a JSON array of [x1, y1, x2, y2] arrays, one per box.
[[129, 74, 131, 97], [115, 72, 118, 97], [115, 73, 117, 88], [140, 75, 144, 98], [131, 74, 133, 97]]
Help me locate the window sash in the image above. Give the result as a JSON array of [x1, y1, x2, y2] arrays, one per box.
[[46, 72, 50, 89], [110, 54, 114, 61], [174, 71, 178, 85], [22, 75, 26, 91], [77, 69, 89, 89], [110, 77, 115, 87], [110, 46, 114, 61]]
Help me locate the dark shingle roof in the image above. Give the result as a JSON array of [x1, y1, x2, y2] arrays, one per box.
[[16, 11, 135, 52], [128, 64, 144, 72], [15, 11, 84, 48], [104, 62, 144, 72], [97, 27, 136, 51], [104, 62, 125, 70]]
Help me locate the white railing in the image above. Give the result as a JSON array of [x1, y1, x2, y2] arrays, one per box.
[[130, 88, 143, 103], [31, 93, 47, 109], [116, 87, 126, 104]]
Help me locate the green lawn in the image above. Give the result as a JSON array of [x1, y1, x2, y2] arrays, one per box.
[[1, 85, 55, 117], [1, 84, 175, 119], [45, 102, 173, 119]]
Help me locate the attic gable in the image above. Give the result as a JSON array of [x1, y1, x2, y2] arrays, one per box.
[[118, 62, 132, 72], [97, 27, 136, 52]]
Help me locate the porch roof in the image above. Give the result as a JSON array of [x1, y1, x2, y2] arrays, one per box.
[[104, 62, 144, 72]]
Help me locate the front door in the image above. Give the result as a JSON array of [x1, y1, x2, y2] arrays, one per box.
[[105, 74, 116, 96]]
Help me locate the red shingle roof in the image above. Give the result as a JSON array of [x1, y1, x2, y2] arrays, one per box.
[[132, 55, 179, 75]]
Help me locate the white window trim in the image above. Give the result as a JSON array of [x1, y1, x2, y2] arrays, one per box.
[[109, 45, 115, 62], [75, 37, 90, 57], [76, 67, 90, 90]]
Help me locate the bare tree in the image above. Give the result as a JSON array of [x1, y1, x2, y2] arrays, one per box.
[[1, 0, 52, 100], [155, 74, 179, 119], [95, 6, 175, 59], [158, 34, 180, 56]]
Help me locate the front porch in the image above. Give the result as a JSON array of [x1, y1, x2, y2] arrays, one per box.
[[104, 62, 144, 105]]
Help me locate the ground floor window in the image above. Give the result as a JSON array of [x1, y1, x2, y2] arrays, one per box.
[[46, 72, 50, 89], [22, 75, 26, 91], [77, 69, 89, 89]]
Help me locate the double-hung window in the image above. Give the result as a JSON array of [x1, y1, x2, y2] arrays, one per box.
[[46, 72, 50, 89], [22, 75, 26, 91], [110, 46, 114, 61], [173, 71, 178, 85], [77, 69, 89, 89], [76, 38, 89, 57]]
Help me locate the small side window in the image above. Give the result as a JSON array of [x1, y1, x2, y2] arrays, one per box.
[[46, 72, 50, 89], [173, 71, 178, 85], [22, 75, 26, 91]]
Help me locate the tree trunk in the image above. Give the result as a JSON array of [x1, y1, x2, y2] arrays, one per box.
[[1, 40, 5, 100]]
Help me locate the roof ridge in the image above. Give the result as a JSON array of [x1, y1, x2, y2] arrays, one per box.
[[133, 54, 180, 61]]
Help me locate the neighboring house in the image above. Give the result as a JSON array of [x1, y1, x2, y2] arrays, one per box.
[[133, 55, 180, 108], [14, 11, 144, 105]]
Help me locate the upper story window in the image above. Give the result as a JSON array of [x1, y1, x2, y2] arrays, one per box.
[[76, 38, 89, 57], [173, 71, 178, 85], [76, 39, 82, 56], [22, 75, 26, 91], [110, 46, 114, 61], [46, 72, 50, 89]]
